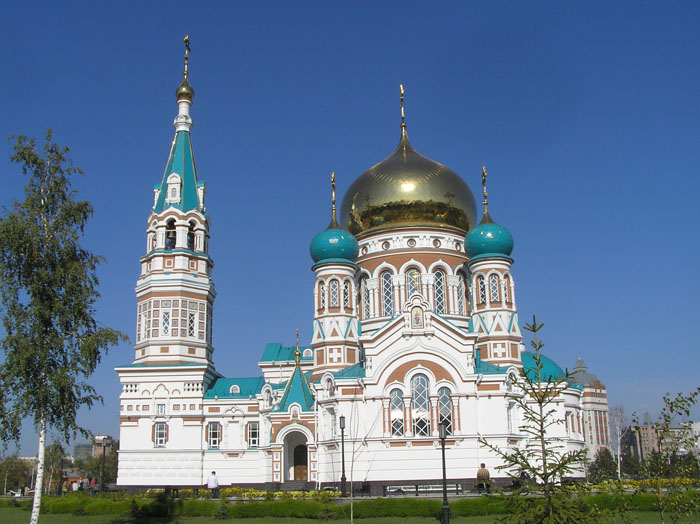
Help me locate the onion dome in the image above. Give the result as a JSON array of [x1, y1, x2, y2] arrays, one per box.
[[465, 167, 514, 259], [339, 87, 476, 237], [310, 173, 359, 264], [521, 352, 566, 382], [176, 78, 194, 101]]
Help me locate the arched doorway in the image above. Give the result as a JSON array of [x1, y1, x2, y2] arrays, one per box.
[[283, 431, 308, 482]]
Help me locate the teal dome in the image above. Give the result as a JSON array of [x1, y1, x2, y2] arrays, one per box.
[[521, 351, 565, 382], [465, 213, 514, 258], [310, 227, 359, 263]]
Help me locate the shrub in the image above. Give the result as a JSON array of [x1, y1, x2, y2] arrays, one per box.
[[182, 499, 217, 516], [334, 498, 441, 519], [451, 496, 509, 516], [228, 499, 323, 518], [213, 500, 229, 520]]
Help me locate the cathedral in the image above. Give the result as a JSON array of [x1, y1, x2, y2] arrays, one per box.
[[116, 46, 610, 491]]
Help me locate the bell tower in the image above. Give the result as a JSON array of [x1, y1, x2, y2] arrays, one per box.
[[133, 36, 216, 366]]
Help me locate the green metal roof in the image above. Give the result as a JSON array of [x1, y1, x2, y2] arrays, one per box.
[[204, 377, 265, 399], [260, 343, 313, 363], [333, 363, 366, 379], [521, 351, 583, 391], [274, 365, 315, 412], [153, 130, 203, 213]]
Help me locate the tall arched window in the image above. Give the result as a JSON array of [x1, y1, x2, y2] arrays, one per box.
[[361, 277, 370, 319], [390, 389, 404, 436], [489, 274, 500, 302], [165, 219, 176, 250], [504, 275, 511, 303], [187, 221, 196, 251], [434, 270, 446, 314], [457, 273, 466, 315], [478, 276, 487, 304], [381, 272, 394, 317], [411, 374, 430, 436], [330, 280, 339, 307], [343, 281, 351, 309], [319, 281, 326, 309], [407, 269, 422, 297], [438, 387, 453, 435]]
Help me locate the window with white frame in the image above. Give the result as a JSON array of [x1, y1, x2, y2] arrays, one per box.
[[156, 403, 166, 415], [457, 274, 466, 315], [489, 274, 500, 302], [381, 272, 393, 317], [161, 311, 170, 336], [208, 422, 221, 449], [248, 421, 260, 447], [411, 374, 430, 436], [406, 269, 421, 297], [343, 281, 351, 309], [434, 270, 446, 314], [330, 280, 339, 307], [319, 281, 326, 309], [390, 389, 404, 436], [438, 387, 453, 435], [504, 275, 510, 302], [154, 422, 167, 448], [478, 276, 487, 304], [361, 278, 370, 319]]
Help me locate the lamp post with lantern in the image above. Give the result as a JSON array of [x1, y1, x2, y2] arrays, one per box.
[[340, 415, 347, 497], [439, 422, 450, 524], [100, 436, 112, 492]]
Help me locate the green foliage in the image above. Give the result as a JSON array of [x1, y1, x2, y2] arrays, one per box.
[[479, 316, 603, 524], [589, 449, 618, 483], [635, 389, 700, 523], [0, 455, 33, 493], [450, 496, 509, 516], [73, 440, 118, 486], [212, 500, 229, 519], [0, 130, 128, 443], [621, 451, 640, 477], [333, 498, 441, 519]]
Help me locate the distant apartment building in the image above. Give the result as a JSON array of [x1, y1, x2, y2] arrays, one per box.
[[73, 443, 92, 462], [92, 436, 114, 458]]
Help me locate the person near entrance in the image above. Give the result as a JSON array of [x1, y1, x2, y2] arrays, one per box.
[[476, 463, 491, 494], [207, 471, 219, 498]]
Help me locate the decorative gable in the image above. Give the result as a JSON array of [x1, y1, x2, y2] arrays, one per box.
[[166, 173, 182, 205]]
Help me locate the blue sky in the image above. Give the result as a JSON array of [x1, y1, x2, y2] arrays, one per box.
[[2, 2, 699, 455]]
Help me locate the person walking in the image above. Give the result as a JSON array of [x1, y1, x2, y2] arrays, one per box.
[[207, 471, 219, 499], [476, 463, 491, 494]]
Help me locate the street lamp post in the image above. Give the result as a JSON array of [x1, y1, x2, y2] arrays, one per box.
[[439, 422, 450, 524], [339, 415, 347, 497], [100, 437, 112, 492]]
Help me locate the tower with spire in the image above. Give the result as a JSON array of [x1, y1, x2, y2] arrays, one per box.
[[309, 173, 360, 375], [465, 167, 521, 366], [135, 35, 215, 367]]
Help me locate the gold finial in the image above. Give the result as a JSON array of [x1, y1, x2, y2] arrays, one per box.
[[481, 166, 489, 215], [400, 84, 406, 129], [295, 328, 301, 365], [183, 35, 191, 80], [331, 171, 336, 214]]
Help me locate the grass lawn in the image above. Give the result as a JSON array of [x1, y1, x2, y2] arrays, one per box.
[[0, 508, 696, 523]]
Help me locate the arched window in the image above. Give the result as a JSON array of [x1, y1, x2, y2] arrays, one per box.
[[170, 187, 177, 198], [489, 274, 500, 302], [381, 272, 393, 317], [165, 219, 176, 250], [438, 387, 453, 436], [457, 273, 466, 315], [319, 281, 326, 309], [361, 277, 370, 319], [187, 221, 196, 251], [411, 374, 430, 436], [330, 280, 339, 307], [504, 275, 511, 303], [390, 389, 404, 436], [343, 281, 351, 309], [478, 276, 487, 304], [407, 268, 422, 297], [434, 270, 446, 314]]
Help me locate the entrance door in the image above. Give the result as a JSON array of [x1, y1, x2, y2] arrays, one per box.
[[293, 444, 308, 481]]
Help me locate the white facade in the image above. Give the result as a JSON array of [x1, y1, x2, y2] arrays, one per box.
[[116, 70, 604, 491]]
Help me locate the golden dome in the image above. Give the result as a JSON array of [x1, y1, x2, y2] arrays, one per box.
[[339, 129, 477, 237]]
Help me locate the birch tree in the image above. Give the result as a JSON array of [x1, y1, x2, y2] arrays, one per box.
[[0, 131, 126, 523]]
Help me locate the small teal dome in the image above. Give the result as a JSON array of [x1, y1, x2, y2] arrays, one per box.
[[465, 213, 513, 258], [521, 352, 565, 382], [310, 227, 359, 263]]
